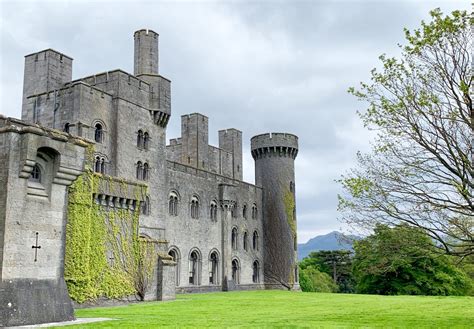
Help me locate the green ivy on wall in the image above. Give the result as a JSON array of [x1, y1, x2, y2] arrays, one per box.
[[64, 147, 155, 303], [284, 189, 296, 237], [283, 188, 297, 286]]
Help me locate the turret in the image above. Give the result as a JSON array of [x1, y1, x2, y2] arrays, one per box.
[[219, 129, 243, 181], [133, 29, 171, 120], [134, 29, 159, 76], [181, 113, 209, 170], [21, 49, 73, 122], [251, 133, 299, 290]]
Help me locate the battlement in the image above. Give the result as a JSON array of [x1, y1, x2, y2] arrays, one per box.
[[182, 113, 208, 120], [27, 80, 114, 100], [134, 29, 159, 38], [24, 48, 73, 61], [0, 114, 91, 147], [219, 128, 242, 135], [251, 133, 298, 160], [70, 69, 152, 93]]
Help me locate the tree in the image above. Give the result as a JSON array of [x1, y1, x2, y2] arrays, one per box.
[[300, 250, 355, 293], [338, 9, 473, 258], [299, 266, 338, 293], [352, 224, 471, 296]]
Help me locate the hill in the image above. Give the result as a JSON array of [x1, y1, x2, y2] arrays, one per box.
[[298, 231, 359, 260]]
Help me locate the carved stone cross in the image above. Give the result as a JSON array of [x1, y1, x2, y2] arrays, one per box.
[[32, 232, 41, 262]]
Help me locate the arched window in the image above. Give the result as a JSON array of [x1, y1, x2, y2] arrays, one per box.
[[168, 248, 180, 286], [29, 164, 41, 183], [191, 196, 199, 219], [27, 147, 58, 198], [94, 156, 106, 174], [143, 162, 149, 181], [141, 196, 150, 215], [243, 232, 248, 251], [209, 251, 219, 285], [253, 261, 260, 283], [137, 130, 144, 148], [231, 227, 238, 250], [231, 205, 237, 218], [252, 204, 258, 220], [100, 158, 106, 174], [231, 259, 240, 284], [144, 132, 150, 150], [253, 231, 259, 251], [94, 156, 101, 173], [242, 205, 247, 219], [169, 192, 178, 216], [94, 123, 103, 143], [136, 161, 143, 180], [64, 123, 70, 133], [210, 201, 218, 221], [189, 249, 201, 285], [290, 181, 294, 192]]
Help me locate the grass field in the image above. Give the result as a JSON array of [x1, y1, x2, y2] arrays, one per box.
[[71, 290, 473, 328]]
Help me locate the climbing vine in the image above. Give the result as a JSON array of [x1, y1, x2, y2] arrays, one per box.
[[284, 189, 296, 237], [65, 146, 155, 303], [283, 188, 297, 286]]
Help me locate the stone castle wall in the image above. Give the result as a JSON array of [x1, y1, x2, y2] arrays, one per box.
[[10, 27, 299, 303]]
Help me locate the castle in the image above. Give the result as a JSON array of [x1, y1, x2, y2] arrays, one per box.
[[0, 29, 299, 326]]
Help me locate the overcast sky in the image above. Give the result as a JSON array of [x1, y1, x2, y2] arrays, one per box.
[[0, 0, 469, 243]]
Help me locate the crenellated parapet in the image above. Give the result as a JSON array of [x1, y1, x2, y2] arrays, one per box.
[[250, 133, 298, 160]]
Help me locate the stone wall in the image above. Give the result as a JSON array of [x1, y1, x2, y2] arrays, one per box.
[[0, 116, 89, 326], [164, 160, 264, 290]]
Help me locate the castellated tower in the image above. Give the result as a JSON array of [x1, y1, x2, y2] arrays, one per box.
[[219, 129, 243, 181], [134, 29, 159, 76], [21, 49, 73, 122], [251, 133, 300, 290], [133, 29, 170, 116]]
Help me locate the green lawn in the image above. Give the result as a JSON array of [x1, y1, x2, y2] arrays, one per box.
[[71, 290, 473, 328]]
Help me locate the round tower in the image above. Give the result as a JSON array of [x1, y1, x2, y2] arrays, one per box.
[[134, 29, 159, 76], [251, 133, 299, 290]]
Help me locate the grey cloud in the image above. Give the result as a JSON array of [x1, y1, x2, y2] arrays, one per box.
[[0, 0, 469, 242]]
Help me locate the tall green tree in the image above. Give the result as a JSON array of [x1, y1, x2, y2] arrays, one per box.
[[352, 224, 471, 296], [338, 9, 473, 257], [300, 250, 354, 293]]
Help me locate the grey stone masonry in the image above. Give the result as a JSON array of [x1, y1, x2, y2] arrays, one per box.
[[0, 115, 90, 326], [251, 133, 300, 290]]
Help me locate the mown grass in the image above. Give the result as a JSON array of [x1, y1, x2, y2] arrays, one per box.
[[71, 290, 473, 328]]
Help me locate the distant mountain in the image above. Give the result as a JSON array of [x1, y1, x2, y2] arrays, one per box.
[[298, 231, 360, 260]]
